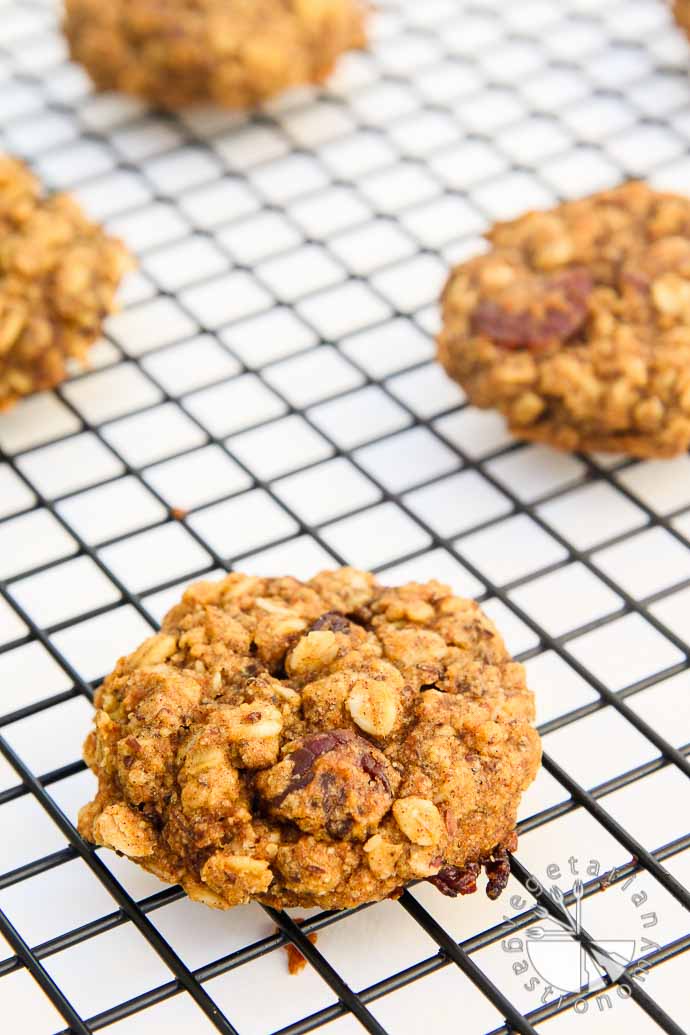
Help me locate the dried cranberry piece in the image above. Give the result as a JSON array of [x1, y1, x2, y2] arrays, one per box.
[[485, 847, 511, 901], [430, 841, 514, 900], [429, 862, 481, 898], [310, 611, 351, 634], [472, 268, 593, 350], [305, 730, 352, 755]]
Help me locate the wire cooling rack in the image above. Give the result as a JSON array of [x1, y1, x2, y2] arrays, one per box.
[[1, 0, 690, 1032]]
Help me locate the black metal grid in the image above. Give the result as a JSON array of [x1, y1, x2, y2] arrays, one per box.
[[0, 0, 689, 1032]]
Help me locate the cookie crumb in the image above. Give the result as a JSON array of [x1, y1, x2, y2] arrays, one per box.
[[599, 870, 615, 892], [279, 919, 317, 976]]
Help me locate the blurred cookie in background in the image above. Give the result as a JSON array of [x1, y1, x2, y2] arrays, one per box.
[[63, 0, 369, 110], [438, 181, 690, 459], [0, 155, 132, 413]]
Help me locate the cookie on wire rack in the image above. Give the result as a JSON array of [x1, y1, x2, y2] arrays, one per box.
[[0, 156, 132, 413], [78, 568, 541, 911], [63, 0, 368, 111], [438, 181, 690, 458]]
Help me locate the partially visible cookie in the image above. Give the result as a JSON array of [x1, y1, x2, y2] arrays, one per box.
[[78, 568, 541, 911], [0, 156, 131, 412], [674, 0, 690, 40], [438, 181, 690, 458], [63, 0, 368, 110]]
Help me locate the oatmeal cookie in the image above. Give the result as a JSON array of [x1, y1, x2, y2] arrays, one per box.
[[78, 568, 540, 911], [438, 181, 690, 458], [63, 0, 368, 110], [0, 156, 131, 412], [674, 0, 690, 41]]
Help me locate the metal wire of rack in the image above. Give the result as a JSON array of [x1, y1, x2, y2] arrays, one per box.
[[0, 0, 689, 1032]]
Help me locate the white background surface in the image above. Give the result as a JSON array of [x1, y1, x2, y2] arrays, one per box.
[[0, 0, 689, 1033]]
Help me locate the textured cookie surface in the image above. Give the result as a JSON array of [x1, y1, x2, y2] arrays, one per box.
[[79, 569, 540, 911], [438, 182, 690, 458], [0, 156, 131, 412], [675, 0, 690, 40], [64, 0, 368, 110]]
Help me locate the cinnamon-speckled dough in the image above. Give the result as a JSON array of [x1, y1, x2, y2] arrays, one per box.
[[0, 156, 131, 412], [438, 182, 690, 458], [63, 0, 368, 110], [79, 569, 541, 910]]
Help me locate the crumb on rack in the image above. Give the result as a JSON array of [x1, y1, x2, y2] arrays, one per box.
[[278, 919, 318, 976]]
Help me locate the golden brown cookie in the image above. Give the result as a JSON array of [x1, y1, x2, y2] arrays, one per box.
[[0, 156, 131, 412], [78, 568, 541, 911], [438, 182, 690, 458], [63, 0, 368, 110], [674, 0, 690, 41]]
